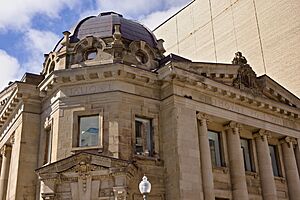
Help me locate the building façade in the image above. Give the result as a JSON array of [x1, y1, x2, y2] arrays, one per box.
[[0, 12, 299, 200]]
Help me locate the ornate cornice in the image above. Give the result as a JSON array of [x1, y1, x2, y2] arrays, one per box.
[[38, 63, 160, 100], [158, 64, 300, 120]]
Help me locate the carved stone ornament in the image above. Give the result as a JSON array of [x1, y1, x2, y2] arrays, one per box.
[[280, 136, 297, 148], [232, 51, 247, 65], [232, 52, 262, 96], [75, 161, 92, 192], [0, 145, 12, 156], [41, 193, 55, 200], [196, 112, 209, 126], [224, 121, 242, 134], [253, 129, 271, 141]]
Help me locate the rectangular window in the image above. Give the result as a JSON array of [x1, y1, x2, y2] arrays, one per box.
[[240, 138, 255, 172], [135, 117, 153, 157], [208, 130, 222, 167], [43, 128, 52, 164], [269, 145, 281, 176], [79, 115, 99, 147]]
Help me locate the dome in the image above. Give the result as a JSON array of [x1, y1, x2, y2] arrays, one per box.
[[70, 12, 158, 47], [45, 12, 166, 76]]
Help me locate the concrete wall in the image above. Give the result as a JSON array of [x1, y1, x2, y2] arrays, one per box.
[[154, 0, 300, 97]]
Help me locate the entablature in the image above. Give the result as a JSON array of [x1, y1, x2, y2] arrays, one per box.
[[0, 82, 40, 131], [38, 63, 161, 100], [158, 63, 300, 122]]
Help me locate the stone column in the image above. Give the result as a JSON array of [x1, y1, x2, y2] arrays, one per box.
[[0, 145, 12, 200], [281, 137, 300, 200], [197, 113, 215, 200], [225, 122, 248, 200], [254, 130, 277, 200], [294, 139, 300, 175]]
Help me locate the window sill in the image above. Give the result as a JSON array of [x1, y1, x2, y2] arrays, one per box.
[[133, 154, 160, 162], [274, 176, 286, 183], [71, 146, 103, 153], [42, 162, 51, 167], [245, 171, 258, 178], [213, 166, 229, 174]]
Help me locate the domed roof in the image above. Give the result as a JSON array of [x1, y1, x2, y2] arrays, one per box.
[[70, 12, 158, 47]]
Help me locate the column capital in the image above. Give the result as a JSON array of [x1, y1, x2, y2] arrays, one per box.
[[196, 112, 209, 125], [280, 136, 297, 148], [224, 121, 242, 134], [0, 145, 12, 156], [253, 129, 271, 141]]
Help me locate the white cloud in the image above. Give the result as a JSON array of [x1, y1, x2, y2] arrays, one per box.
[[83, 0, 191, 20], [23, 29, 60, 73], [80, 0, 191, 31], [0, 50, 22, 90], [140, 6, 183, 30], [0, 0, 80, 31], [96, 0, 162, 17]]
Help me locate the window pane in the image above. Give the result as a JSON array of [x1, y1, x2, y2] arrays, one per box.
[[135, 117, 153, 156], [208, 131, 222, 167], [269, 145, 280, 176], [79, 115, 99, 147], [241, 138, 253, 171]]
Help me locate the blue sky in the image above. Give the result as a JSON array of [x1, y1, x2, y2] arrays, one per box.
[[0, 0, 191, 90]]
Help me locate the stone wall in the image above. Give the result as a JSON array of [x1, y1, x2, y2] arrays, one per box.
[[154, 0, 300, 97]]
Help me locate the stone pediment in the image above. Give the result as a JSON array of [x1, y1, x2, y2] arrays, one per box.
[[36, 153, 137, 199], [161, 53, 299, 109], [158, 54, 300, 120], [36, 152, 134, 180]]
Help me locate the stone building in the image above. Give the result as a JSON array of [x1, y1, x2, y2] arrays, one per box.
[[0, 11, 300, 200], [154, 0, 300, 97]]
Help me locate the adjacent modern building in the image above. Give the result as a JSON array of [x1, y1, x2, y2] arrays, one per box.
[[154, 0, 300, 97], [0, 11, 299, 200]]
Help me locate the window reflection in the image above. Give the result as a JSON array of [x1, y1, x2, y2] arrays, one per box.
[[208, 130, 222, 167], [269, 145, 281, 176], [135, 117, 153, 156], [79, 115, 99, 147], [241, 138, 254, 172]]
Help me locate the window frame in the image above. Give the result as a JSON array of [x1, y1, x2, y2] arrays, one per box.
[[208, 130, 225, 167], [240, 137, 255, 172], [72, 108, 103, 151], [78, 114, 100, 147], [269, 144, 282, 177], [134, 116, 154, 157]]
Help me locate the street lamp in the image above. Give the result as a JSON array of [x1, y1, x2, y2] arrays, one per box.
[[139, 175, 151, 200]]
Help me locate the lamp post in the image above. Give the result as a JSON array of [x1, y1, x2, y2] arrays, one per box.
[[139, 175, 151, 200]]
